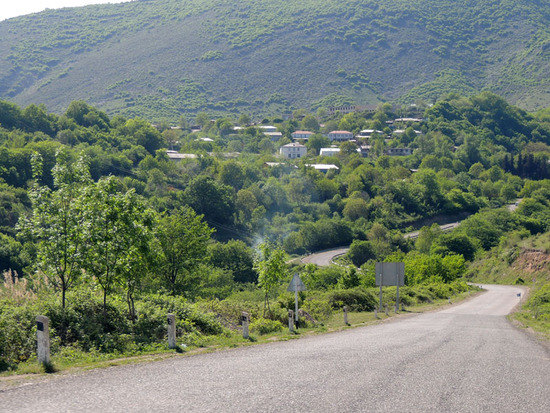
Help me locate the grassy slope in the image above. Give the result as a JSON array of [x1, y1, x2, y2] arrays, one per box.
[[0, 0, 549, 120]]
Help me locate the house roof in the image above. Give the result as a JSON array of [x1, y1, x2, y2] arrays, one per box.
[[328, 130, 353, 134], [281, 142, 306, 148], [306, 164, 340, 171]]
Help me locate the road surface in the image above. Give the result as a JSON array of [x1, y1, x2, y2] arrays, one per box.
[[301, 222, 462, 266], [1, 284, 549, 412]]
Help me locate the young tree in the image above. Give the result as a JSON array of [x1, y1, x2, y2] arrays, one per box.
[[18, 150, 91, 308], [255, 243, 288, 316], [80, 176, 155, 316], [157, 206, 214, 294]]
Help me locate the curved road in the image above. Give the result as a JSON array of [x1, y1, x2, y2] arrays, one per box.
[[2, 284, 549, 412], [304, 200, 522, 267], [301, 222, 461, 267]]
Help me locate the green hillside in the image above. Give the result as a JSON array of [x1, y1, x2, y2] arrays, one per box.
[[1, 0, 550, 121]]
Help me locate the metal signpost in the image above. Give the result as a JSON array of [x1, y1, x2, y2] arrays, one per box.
[[375, 262, 405, 312], [287, 273, 306, 322]]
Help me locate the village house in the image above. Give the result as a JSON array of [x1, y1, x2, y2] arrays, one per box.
[[305, 164, 340, 173], [328, 130, 354, 141], [385, 148, 413, 156], [291, 131, 314, 140], [279, 142, 307, 159], [319, 147, 340, 157]]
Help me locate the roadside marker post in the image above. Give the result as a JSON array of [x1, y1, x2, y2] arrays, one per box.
[[36, 315, 50, 365], [288, 310, 294, 333], [343, 306, 348, 325], [241, 312, 250, 339], [167, 313, 176, 349]]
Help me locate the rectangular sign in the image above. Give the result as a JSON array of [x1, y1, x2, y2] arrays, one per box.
[[375, 262, 405, 286]]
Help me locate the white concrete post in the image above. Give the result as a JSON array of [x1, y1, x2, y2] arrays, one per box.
[[36, 315, 50, 365], [241, 312, 250, 339], [288, 310, 294, 333], [167, 313, 176, 349], [385, 304, 389, 316], [374, 308, 378, 319], [343, 306, 348, 325]]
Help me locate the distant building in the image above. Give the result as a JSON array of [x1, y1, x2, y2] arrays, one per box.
[[259, 125, 278, 133], [280, 142, 307, 159], [356, 129, 384, 139], [327, 105, 376, 116], [385, 148, 413, 156], [319, 147, 340, 157], [264, 132, 283, 141], [305, 164, 340, 173], [166, 150, 198, 161], [328, 131, 353, 141], [291, 131, 314, 140]]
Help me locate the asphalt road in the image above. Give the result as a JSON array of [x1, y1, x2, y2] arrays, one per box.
[[301, 223, 462, 267], [2, 284, 549, 413]]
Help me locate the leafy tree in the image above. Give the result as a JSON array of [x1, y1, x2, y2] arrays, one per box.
[[80, 176, 155, 315], [156, 206, 214, 294], [306, 134, 330, 155], [183, 176, 235, 225], [0, 233, 26, 275], [208, 240, 257, 283], [17, 151, 91, 308], [431, 232, 477, 261], [343, 197, 369, 221], [255, 243, 288, 316], [301, 114, 320, 132], [348, 240, 376, 267]]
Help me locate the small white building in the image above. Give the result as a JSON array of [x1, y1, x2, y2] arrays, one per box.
[[166, 150, 198, 161], [305, 164, 340, 173], [280, 142, 307, 159], [328, 130, 354, 141], [319, 147, 340, 157]]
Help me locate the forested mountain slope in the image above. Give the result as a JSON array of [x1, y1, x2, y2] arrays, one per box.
[[1, 0, 550, 121]]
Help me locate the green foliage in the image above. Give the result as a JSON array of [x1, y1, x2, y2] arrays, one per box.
[[3, 0, 550, 118], [250, 317, 283, 335], [348, 240, 376, 267], [255, 243, 288, 315], [326, 288, 377, 312], [156, 206, 214, 294]]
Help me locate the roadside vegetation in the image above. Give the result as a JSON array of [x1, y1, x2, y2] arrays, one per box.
[[2, 91, 550, 373]]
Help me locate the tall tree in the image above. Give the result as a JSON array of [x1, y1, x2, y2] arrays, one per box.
[[80, 176, 155, 316], [157, 206, 214, 294], [18, 150, 91, 308]]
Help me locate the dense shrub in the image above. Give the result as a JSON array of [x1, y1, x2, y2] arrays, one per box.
[[302, 298, 333, 322], [528, 284, 550, 319], [0, 299, 41, 371], [326, 288, 377, 311], [250, 317, 283, 335]]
